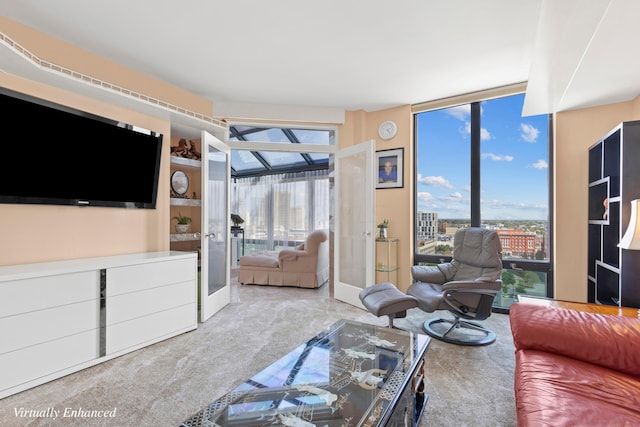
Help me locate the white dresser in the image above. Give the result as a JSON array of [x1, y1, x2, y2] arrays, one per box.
[[0, 251, 198, 399]]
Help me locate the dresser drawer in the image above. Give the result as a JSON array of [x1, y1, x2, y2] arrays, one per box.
[[106, 280, 195, 325], [106, 258, 196, 296], [0, 271, 99, 317]]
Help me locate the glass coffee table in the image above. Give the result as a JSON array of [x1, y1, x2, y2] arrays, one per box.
[[181, 319, 431, 427]]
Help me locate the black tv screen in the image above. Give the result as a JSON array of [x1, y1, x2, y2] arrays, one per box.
[[0, 88, 163, 209]]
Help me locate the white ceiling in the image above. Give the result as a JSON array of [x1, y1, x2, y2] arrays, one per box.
[[2, 0, 640, 118]]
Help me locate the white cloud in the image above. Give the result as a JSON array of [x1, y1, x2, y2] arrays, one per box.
[[464, 122, 491, 140], [418, 174, 453, 189], [463, 185, 471, 193], [521, 123, 539, 143], [532, 159, 548, 169], [450, 192, 463, 200], [445, 105, 470, 120], [482, 153, 514, 162], [417, 191, 433, 201]]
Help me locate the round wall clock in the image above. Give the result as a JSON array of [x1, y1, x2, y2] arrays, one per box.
[[171, 170, 189, 196], [378, 120, 398, 140]]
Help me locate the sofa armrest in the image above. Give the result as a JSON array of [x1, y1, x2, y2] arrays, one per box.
[[510, 302, 640, 379]]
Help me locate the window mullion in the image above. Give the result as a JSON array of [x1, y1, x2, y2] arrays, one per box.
[[470, 102, 481, 227]]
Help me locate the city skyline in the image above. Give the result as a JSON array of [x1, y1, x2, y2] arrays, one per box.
[[415, 93, 549, 220]]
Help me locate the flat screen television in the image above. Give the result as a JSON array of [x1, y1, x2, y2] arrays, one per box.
[[0, 88, 163, 209]]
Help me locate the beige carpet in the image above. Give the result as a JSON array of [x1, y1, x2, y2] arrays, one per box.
[[0, 280, 516, 427]]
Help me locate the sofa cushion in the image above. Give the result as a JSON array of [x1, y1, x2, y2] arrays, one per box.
[[515, 349, 640, 426], [510, 303, 640, 379]]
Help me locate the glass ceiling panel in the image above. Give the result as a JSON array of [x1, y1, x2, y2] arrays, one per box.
[[243, 128, 289, 143], [290, 129, 333, 145], [229, 125, 333, 177], [231, 150, 264, 172], [308, 153, 330, 162], [259, 151, 308, 167]]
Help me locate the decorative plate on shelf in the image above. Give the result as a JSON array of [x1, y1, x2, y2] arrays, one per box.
[[171, 170, 189, 196]]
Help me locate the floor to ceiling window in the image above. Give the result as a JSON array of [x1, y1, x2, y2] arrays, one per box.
[[414, 91, 553, 311]]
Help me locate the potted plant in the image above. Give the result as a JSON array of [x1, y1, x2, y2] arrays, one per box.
[[172, 212, 192, 233], [377, 219, 389, 239], [231, 213, 244, 229]]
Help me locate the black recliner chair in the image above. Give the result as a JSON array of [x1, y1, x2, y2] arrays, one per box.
[[407, 228, 503, 346]]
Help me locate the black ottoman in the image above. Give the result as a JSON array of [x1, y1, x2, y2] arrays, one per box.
[[359, 282, 418, 328]]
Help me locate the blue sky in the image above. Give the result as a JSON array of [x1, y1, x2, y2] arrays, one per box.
[[415, 93, 549, 220]]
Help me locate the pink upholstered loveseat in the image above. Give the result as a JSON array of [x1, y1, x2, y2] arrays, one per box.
[[237, 229, 329, 288]]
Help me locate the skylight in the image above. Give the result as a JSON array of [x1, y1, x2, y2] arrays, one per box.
[[229, 125, 333, 178]]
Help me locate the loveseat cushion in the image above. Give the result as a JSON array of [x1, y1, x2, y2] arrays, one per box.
[[510, 303, 640, 379], [239, 254, 279, 268]]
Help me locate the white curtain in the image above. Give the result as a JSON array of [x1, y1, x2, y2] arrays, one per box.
[[232, 170, 329, 252]]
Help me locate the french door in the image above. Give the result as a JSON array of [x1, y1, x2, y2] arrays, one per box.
[[200, 130, 231, 322], [333, 140, 376, 308]]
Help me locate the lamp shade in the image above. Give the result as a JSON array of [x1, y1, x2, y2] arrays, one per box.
[[618, 199, 640, 249]]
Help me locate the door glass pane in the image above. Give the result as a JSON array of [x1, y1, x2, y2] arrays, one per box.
[[207, 147, 227, 296], [480, 94, 550, 262], [338, 150, 367, 288], [415, 105, 471, 255], [314, 179, 330, 231]]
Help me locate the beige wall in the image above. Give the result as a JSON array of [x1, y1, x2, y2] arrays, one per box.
[[554, 96, 640, 302], [0, 18, 212, 265]]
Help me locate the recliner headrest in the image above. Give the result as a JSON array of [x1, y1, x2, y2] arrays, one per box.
[[453, 228, 502, 269]]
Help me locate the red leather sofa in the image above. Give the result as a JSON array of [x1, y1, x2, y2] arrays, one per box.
[[509, 302, 640, 426]]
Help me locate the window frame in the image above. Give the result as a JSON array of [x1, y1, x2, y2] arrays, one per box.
[[412, 89, 554, 312]]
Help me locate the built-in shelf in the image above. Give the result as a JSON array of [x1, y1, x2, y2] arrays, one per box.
[[170, 156, 201, 170], [170, 232, 201, 242], [170, 198, 201, 207]]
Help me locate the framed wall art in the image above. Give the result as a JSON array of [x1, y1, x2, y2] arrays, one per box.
[[376, 148, 403, 189]]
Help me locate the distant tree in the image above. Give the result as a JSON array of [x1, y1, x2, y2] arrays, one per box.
[[501, 271, 516, 296], [535, 250, 545, 260], [435, 244, 451, 255]]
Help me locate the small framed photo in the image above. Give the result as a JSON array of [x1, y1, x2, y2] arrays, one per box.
[[376, 148, 403, 189]]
